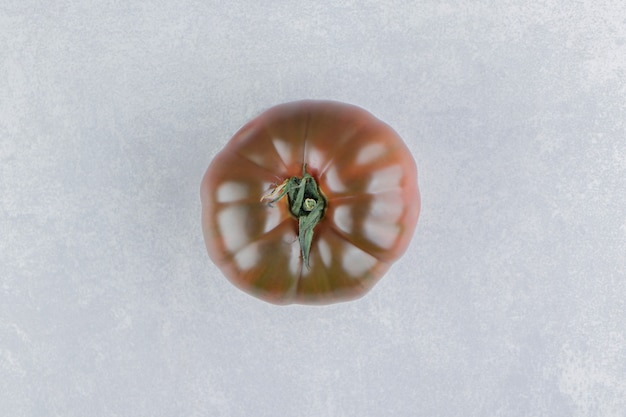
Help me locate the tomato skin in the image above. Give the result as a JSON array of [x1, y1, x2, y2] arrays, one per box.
[[201, 100, 420, 305]]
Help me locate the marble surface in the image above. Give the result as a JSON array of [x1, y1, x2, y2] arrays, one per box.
[[2, 1, 625, 416]]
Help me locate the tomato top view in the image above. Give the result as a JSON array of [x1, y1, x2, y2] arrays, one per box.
[[201, 100, 420, 305]]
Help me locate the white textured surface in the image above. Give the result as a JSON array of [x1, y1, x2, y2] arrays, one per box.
[[2, 1, 626, 416]]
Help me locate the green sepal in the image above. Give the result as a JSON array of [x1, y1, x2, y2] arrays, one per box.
[[298, 201, 323, 267], [260, 167, 326, 269]]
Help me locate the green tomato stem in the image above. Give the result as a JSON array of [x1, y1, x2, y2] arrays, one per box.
[[260, 166, 326, 268]]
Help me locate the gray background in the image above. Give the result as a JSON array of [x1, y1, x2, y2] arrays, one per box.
[[2, 1, 625, 416]]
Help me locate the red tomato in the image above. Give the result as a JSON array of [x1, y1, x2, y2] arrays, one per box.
[[201, 100, 420, 305]]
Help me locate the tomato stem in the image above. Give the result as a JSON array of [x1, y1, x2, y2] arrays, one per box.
[[260, 166, 326, 268]]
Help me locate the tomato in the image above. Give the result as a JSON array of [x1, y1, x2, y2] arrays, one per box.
[[200, 100, 420, 305]]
